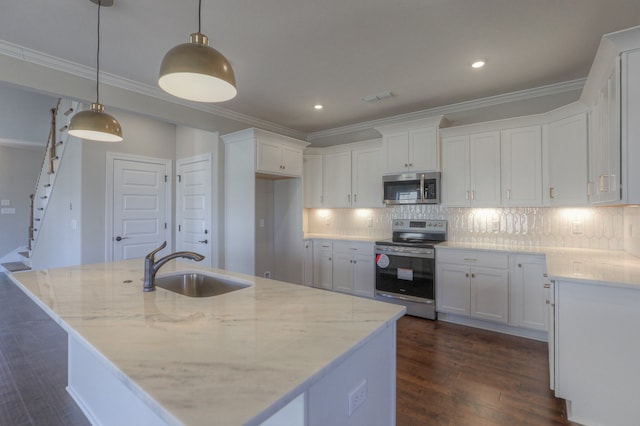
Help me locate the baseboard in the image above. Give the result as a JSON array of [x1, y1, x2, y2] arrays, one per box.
[[437, 312, 548, 342]]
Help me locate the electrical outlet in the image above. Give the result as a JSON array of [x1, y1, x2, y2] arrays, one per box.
[[572, 221, 584, 235], [348, 379, 367, 416], [263, 271, 271, 279]]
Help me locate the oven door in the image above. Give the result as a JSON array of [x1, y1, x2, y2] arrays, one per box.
[[375, 250, 435, 300]]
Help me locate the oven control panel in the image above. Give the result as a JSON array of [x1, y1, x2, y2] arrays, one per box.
[[392, 219, 447, 233]]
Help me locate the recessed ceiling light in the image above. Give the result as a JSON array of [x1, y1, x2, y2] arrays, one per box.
[[471, 60, 485, 69], [313, 104, 324, 110]]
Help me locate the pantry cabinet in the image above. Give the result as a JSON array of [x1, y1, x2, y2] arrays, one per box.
[[436, 249, 509, 323], [441, 131, 501, 207]]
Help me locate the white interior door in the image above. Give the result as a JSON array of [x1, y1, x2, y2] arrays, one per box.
[[177, 155, 212, 266], [112, 158, 170, 261]]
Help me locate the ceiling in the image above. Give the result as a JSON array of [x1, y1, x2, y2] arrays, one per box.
[[1, 0, 639, 140]]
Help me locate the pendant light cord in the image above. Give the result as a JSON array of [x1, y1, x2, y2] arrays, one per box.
[[96, 1, 101, 104], [198, 0, 202, 33]]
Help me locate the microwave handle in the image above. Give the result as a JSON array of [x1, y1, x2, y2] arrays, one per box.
[[419, 175, 425, 203]]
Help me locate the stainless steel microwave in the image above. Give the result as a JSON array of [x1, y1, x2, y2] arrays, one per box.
[[383, 172, 440, 205]]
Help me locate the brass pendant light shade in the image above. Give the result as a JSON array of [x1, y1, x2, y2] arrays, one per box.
[[69, 0, 123, 143], [158, 1, 237, 102], [69, 103, 123, 142]]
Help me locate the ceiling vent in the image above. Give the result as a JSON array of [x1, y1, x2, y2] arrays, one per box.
[[362, 90, 394, 103]]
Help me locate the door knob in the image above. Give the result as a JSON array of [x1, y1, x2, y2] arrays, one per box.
[[199, 239, 208, 244], [115, 236, 128, 241]]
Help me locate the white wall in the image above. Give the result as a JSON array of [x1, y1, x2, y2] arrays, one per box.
[[0, 145, 41, 257], [80, 109, 176, 264], [0, 83, 56, 144], [30, 138, 82, 269]]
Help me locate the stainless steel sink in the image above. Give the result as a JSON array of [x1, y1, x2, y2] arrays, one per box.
[[154, 273, 250, 297]]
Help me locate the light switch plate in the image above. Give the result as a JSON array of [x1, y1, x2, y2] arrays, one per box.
[[1, 208, 16, 214], [0, 200, 9, 206]]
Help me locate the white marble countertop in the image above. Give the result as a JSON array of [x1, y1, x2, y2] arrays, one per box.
[[9, 260, 405, 425], [304, 233, 384, 243], [437, 241, 640, 289]]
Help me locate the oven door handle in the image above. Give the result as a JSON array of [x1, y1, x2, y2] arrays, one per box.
[[376, 292, 434, 304], [375, 250, 434, 259]]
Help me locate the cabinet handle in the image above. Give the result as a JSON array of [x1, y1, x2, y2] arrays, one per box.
[[409, 163, 413, 167], [329, 257, 332, 261], [353, 194, 357, 203], [471, 273, 475, 278], [518, 263, 522, 268], [465, 190, 470, 200], [463, 258, 477, 262], [544, 283, 551, 288], [405, 163, 408, 167], [549, 187, 555, 199], [353, 260, 357, 264], [465, 273, 469, 277], [506, 189, 511, 200], [348, 194, 351, 203], [471, 190, 475, 200]]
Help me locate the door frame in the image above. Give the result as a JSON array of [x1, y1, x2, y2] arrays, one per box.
[[105, 152, 173, 262]]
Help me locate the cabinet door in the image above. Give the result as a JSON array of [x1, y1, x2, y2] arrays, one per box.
[[547, 113, 588, 206], [383, 132, 410, 173], [441, 136, 470, 206], [352, 147, 383, 207], [510, 255, 547, 331], [281, 145, 303, 177], [436, 263, 470, 315], [501, 126, 542, 206], [313, 241, 333, 290], [332, 252, 353, 294], [353, 253, 375, 298], [303, 240, 313, 287], [303, 155, 324, 208], [409, 126, 438, 171], [256, 140, 282, 174], [470, 266, 509, 323], [469, 131, 501, 206], [323, 151, 352, 207]]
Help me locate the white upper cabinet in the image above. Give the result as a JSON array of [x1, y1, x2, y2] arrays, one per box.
[[580, 26, 640, 205], [305, 139, 383, 209], [255, 131, 306, 177], [501, 125, 543, 206], [375, 116, 448, 174], [441, 131, 501, 207], [322, 151, 352, 208], [545, 106, 589, 206]]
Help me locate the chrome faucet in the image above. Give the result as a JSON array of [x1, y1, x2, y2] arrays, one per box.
[[143, 241, 205, 292]]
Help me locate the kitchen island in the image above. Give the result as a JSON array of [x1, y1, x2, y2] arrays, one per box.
[[9, 259, 405, 425]]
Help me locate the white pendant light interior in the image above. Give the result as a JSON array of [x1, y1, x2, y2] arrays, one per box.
[[158, 0, 237, 102], [68, 0, 123, 142]]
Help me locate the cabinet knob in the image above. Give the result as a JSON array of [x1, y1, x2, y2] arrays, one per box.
[[518, 263, 522, 268], [409, 163, 413, 167], [471, 273, 475, 278], [405, 163, 408, 167], [465, 273, 469, 277]]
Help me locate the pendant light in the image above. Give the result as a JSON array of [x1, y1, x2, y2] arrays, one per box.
[[69, 0, 123, 142], [158, 0, 237, 102]]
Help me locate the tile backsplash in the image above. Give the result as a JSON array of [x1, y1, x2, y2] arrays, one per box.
[[305, 205, 632, 251]]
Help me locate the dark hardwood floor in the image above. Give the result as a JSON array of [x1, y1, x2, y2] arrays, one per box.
[[2, 272, 575, 426], [0, 273, 89, 426], [396, 315, 577, 426]]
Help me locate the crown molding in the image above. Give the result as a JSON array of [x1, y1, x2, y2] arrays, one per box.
[[0, 138, 44, 151], [307, 78, 586, 141], [0, 40, 306, 140]]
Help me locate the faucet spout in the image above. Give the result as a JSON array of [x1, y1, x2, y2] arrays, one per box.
[[143, 242, 205, 292]]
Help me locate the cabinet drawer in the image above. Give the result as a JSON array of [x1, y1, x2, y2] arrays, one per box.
[[332, 241, 374, 255], [436, 249, 508, 269]]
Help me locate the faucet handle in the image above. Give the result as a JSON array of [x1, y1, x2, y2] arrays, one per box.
[[146, 241, 167, 260]]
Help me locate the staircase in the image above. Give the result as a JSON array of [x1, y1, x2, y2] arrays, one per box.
[[1, 98, 77, 272]]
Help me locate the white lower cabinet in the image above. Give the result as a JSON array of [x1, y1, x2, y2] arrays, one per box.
[[509, 254, 548, 331], [310, 239, 375, 298], [312, 240, 333, 290], [436, 249, 509, 324]]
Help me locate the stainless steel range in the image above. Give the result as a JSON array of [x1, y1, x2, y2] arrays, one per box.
[[374, 219, 447, 320]]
